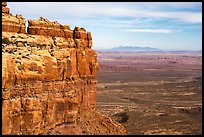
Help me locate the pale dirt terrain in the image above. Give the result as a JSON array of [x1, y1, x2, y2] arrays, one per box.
[[96, 51, 202, 135]]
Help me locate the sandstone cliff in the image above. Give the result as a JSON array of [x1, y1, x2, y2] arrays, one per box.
[[2, 2, 126, 135]]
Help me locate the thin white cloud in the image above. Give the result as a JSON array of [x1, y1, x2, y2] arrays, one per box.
[[149, 11, 202, 23], [8, 2, 202, 24], [142, 2, 201, 10], [125, 29, 183, 33]]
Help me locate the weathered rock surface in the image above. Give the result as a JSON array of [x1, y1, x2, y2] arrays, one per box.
[[2, 2, 126, 135], [2, 3, 26, 33], [2, 2, 9, 14], [28, 17, 72, 38]]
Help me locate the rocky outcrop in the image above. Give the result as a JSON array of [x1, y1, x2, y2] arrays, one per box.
[[2, 2, 26, 33], [27, 17, 73, 38], [2, 2, 10, 14], [2, 2, 126, 135], [27, 17, 92, 49]]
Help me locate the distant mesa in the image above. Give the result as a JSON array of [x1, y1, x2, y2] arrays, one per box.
[[100, 46, 161, 52]]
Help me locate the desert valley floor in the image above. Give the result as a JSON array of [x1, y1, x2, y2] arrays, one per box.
[[96, 51, 202, 135]]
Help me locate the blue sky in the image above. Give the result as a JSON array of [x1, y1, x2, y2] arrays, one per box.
[[7, 2, 202, 50]]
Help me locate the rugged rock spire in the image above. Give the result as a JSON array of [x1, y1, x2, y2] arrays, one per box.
[[2, 2, 26, 33], [2, 2, 10, 14]]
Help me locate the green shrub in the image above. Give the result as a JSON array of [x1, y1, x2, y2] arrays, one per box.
[[2, 38, 12, 44]]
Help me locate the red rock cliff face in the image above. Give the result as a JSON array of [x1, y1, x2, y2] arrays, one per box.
[[2, 2, 26, 34], [2, 2, 126, 135]]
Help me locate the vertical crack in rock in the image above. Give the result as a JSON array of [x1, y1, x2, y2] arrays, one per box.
[[75, 50, 81, 78], [2, 2, 126, 135]]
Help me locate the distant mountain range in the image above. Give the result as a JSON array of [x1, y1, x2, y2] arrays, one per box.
[[99, 46, 161, 52]]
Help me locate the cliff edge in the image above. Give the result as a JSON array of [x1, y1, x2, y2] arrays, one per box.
[[2, 2, 126, 135]]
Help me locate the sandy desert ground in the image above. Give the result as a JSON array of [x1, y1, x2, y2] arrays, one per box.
[[96, 51, 202, 135]]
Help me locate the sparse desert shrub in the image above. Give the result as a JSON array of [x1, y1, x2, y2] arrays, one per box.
[[168, 61, 177, 64], [2, 38, 12, 45], [39, 44, 47, 49], [29, 42, 37, 47]]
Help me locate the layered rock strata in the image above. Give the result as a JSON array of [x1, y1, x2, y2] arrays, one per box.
[[2, 2, 126, 135], [2, 2, 26, 33]]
